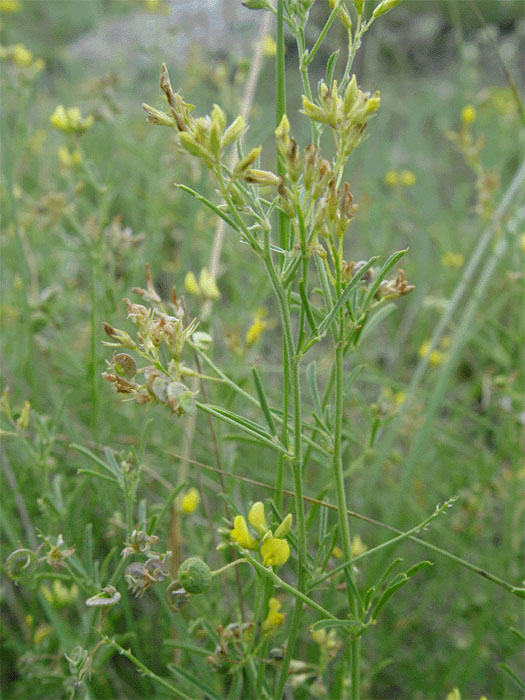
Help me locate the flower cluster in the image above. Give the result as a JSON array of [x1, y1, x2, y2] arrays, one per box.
[[102, 266, 204, 418], [0, 42, 44, 76], [300, 77, 380, 159], [184, 268, 220, 301], [384, 169, 417, 188], [228, 502, 293, 569], [49, 105, 93, 135]]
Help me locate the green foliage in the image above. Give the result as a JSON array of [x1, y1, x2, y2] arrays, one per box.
[[1, 1, 524, 699]]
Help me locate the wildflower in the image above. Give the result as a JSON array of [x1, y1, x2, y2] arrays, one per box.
[[44, 534, 75, 569], [461, 105, 476, 124], [199, 268, 220, 300], [385, 170, 399, 187], [274, 513, 292, 538], [246, 308, 268, 346], [0, 0, 22, 11], [263, 597, 285, 633], [332, 546, 343, 559], [441, 251, 464, 269], [400, 169, 416, 187], [260, 536, 290, 567], [184, 268, 220, 300], [50, 105, 93, 135], [58, 146, 83, 168], [445, 689, 462, 700], [40, 580, 78, 607], [184, 271, 200, 296], [12, 43, 32, 67], [262, 35, 277, 57], [16, 400, 30, 431], [351, 535, 367, 557], [231, 515, 257, 549], [181, 487, 200, 514], [33, 624, 52, 645], [418, 340, 445, 366], [249, 501, 268, 535]]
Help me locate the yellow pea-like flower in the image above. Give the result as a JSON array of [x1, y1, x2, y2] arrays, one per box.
[[248, 501, 268, 535], [181, 487, 200, 514], [260, 536, 290, 567], [231, 515, 257, 550], [263, 597, 285, 632]]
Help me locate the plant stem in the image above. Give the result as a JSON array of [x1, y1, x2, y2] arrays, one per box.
[[333, 327, 361, 699]]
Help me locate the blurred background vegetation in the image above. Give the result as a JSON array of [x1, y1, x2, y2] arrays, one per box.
[[1, 1, 524, 698]]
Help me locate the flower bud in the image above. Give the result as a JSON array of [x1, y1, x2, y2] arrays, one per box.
[[222, 115, 245, 148], [234, 146, 262, 175]]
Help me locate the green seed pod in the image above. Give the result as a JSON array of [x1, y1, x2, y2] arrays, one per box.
[[5, 548, 38, 580], [177, 557, 212, 594]]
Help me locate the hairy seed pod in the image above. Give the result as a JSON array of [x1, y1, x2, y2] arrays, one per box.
[[177, 557, 212, 594]]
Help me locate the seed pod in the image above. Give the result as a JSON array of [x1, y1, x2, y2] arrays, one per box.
[[5, 548, 38, 580], [166, 582, 191, 612], [113, 353, 137, 379], [177, 557, 212, 594]]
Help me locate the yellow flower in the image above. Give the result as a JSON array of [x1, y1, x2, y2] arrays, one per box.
[[400, 169, 416, 187], [184, 271, 200, 297], [12, 43, 32, 67], [50, 105, 93, 135], [263, 597, 285, 632], [246, 308, 267, 346], [419, 340, 445, 366], [260, 536, 290, 567], [199, 267, 220, 300], [262, 35, 277, 57], [274, 513, 292, 538], [0, 0, 22, 12], [393, 391, 406, 406], [248, 501, 268, 535], [519, 234, 525, 253], [461, 105, 476, 124], [384, 169, 399, 187], [58, 146, 83, 168], [351, 535, 368, 557], [441, 251, 464, 269], [445, 689, 461, 700], [181, 487, 200, 514], [231, 515, 257, 550], [40, 580, 78, 606], [33, 624, 52, 645], [332, 546, 343, 559]]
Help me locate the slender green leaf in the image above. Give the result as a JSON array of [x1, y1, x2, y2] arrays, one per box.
[[317, 257, 378, 337], [363, 249, 408, 311], [252, 365, 277, 436], [311, 618, 363, 633]]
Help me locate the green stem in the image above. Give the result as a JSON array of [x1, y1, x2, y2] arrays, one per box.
[[240, 551, 334, 619], [333, 330, 361, 699], [101, 635, 192, 700], [276, 0, 290, 254], [262, 233, 308, 698]]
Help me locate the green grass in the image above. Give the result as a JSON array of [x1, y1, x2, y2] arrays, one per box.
[[1, 2, 524, 699]]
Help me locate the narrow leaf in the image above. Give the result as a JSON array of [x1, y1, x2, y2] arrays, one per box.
[[363, 249, 408, 310], [317, 257, 378, 337], [311, 618, 363, 633], [252, 365, 277, 436]]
